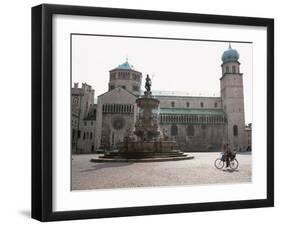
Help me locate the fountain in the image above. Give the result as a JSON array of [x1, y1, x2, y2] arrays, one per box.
[[92, 75, 193, 162]]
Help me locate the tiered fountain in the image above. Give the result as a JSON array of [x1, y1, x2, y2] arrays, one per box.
[[92, 75, 193, 162]]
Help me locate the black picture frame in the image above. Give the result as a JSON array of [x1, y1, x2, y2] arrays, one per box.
[[32, 4, 274, 222]]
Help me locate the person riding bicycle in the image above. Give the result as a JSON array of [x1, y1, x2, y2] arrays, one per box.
[[215, 144, 238, 170], [223, 144, 232, 168]]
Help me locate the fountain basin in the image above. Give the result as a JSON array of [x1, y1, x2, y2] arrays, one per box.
[[119, 140, 177, 153]]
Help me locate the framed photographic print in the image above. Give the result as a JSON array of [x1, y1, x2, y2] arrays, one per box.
[[32, 4, 274, 221]]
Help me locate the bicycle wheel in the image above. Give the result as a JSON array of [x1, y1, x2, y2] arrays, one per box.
[[229, 159, 239, 170], [214, 158, 224, 169]]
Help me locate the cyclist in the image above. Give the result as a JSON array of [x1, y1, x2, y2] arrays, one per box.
[[223, 144, 232, 168]]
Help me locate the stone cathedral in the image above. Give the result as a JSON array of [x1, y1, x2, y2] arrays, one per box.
[[72, 45, 248, 153]]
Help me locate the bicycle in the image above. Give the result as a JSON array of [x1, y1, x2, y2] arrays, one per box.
[[214, 152, 239, 170]]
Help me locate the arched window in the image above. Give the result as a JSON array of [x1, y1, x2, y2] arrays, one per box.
[[187, 125, 195, 137], [171, 124, 178, 136], [226, 66, 229, 73], [214, 102, 218, 108], [186, 102, 190, 108], [233, 125, 238, 136], [200, 102, 204, 108], [171, 101, 175, 107], [232, 65, 236, 73]]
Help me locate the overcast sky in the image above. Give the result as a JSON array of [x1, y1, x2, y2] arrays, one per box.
[[72, 35, 252, 124]]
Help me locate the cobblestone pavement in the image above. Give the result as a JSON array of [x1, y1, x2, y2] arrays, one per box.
[[71, 152, 252, 190]]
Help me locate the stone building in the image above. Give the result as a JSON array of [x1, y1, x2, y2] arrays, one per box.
[[156, 95, 226, 151], [71, 83, 96, 153], [73, 45, 250, 153], [94, 61, 140, 151]]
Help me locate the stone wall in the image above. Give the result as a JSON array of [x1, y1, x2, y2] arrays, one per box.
[[159, 123, 226, 151], [101, 113, 135, 149], [75, 119, 96, 153], [221, 73, 246, 150]]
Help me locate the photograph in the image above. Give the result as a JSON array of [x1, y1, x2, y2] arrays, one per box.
[[0, 0, 277, 223], [70, 34, 253, 191], [31, 3, 274, 221]]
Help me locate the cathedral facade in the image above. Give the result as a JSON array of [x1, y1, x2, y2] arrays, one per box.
[[72, 45, 248, 153]]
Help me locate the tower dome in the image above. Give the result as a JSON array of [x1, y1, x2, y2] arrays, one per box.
[[116, 60, 134, 70], [221, 44, 240, 63]]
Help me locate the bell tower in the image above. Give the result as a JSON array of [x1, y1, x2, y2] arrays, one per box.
[[220, 44, 245, 150]]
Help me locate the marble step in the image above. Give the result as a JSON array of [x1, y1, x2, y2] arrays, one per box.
[[91, 155, 194, 162]]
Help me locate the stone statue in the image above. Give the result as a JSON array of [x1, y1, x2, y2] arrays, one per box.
[[145, 74, 152, 93]]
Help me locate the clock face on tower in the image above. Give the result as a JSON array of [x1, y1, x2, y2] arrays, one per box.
[[112, 116, 126, 130]]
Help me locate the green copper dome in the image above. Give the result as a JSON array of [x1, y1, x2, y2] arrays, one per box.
[[116, 60, 134, 70], [221, 44, 240, 63]]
